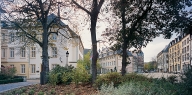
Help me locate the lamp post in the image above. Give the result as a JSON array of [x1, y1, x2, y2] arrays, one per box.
[[66, 51, 69, 67]]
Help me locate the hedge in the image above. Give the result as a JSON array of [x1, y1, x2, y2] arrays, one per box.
[[0, 78, 24, 84]]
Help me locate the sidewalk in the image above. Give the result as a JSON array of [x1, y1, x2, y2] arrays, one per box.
[[0, 79, 40, 93]]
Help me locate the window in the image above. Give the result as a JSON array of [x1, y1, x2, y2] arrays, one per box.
[[184, 40, 186, 45], [31, 47, 36, 57], [185, 47, 186, 53], [187, 38, 189, 44], [21, 64, 25, 73], [10, 48, 14, 58], [187, 46, 189, 52], [31, 64, 36, 73], [1, 48, 5, 58], [21, 48, 26, 57], [185, 54, 186, 61], [20, 34, 26, 42], [52, 34, 57, 40], [2, 33, 5, 41], [9, 33, 14, 42], [187, 53, 189, 60], [52, 47, 57, 58]]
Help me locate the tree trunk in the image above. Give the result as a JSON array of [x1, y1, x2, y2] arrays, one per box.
[[40, 24, 49, 85], [90, 11, 98, 84], [121, 41, 127, 76], [121, 0, 127, 76]]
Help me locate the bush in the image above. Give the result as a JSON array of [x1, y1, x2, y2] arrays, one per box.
[[0, 66, 17, 79], [95, 72, 122, 88], [180, 67, 192, 95], [38, 91, 44, 95], [48, 65, 74, 85], [167, 75, 177, 84], [0, 78, 23, 84], [48, 72, 58, 86], [97, 81, 178, 95], [72, 64, 91, 86], [123, 73, 152, 82], [95, 73, 151, 88], [61, 72, 73, 85], [29, 89, 35, 95]]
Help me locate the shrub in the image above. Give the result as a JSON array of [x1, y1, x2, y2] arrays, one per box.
[[0, 66, 17, 79], [123, 73, 152, 82], [72, 64, 91, 86], [38, 91, 44, 95], [48, 72, 58, 86], [95, 72, 122, 88], [180, 67, 192, 95], [167, 75, 177, 84], [61, 72, 72, 85], [97, 81, 178, 95], [28, 90, 35, 95], [48, 65, 74, 85], [0, 78, 23, 84], [50, 89, 56, 94]]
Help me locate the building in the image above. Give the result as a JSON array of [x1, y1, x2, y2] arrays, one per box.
[[169, 36, 182, 73], [98, 48, 144, 73], [157, 44, 170, 72], [181, 33, 191, 73], [1, 14, 84, 78], [0, 7, 6, 69]]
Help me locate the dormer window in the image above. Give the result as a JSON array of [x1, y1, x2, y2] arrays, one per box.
[[52, 34, 57, 41], [9, 32, 14, 42]]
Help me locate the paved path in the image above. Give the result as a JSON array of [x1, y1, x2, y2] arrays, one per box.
[[0, 79, 40, 93], [140, 73, 180, 79]]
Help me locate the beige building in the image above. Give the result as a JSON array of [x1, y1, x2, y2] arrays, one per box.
[[169, 36, 182, 73], [98, 48, 144, 73], [181, 33, 191, 72], [0, 7, 6, 69], [1, 14, 84, 78]]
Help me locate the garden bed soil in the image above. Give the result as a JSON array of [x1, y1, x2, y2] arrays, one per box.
[[0, 83, 98, 95]]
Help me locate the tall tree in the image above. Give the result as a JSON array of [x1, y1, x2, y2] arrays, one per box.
[[103, 0, 190, 75], [72, 0, 104, 83], [2, 0, 71, 85]]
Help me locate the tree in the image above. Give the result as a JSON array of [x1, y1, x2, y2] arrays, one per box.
[[72, 0, 105, 83], [2, 0, 71, 85], [77, 52, 101, 73], [102, 0, 190, 76]]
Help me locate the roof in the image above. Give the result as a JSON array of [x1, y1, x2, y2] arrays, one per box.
[[162, 43, 170, 52], [47, 13, 66, 26], [84, 49, 91, 55]]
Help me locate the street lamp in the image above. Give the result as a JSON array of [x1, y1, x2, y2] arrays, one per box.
[[66, 51, 69, 67]]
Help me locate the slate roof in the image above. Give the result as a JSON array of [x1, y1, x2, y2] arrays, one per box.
[[84, 49, 91, 55]]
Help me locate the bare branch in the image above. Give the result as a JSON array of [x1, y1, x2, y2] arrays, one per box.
[[97, 0, 104, 12], [5, 17, 43, 47], [72, 0, 91, 15]]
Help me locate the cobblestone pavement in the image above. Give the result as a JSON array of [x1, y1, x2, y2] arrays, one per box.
[[140, 73, 181, 82], [0, 79, 40, 93], [140, 73, 180, 79]]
